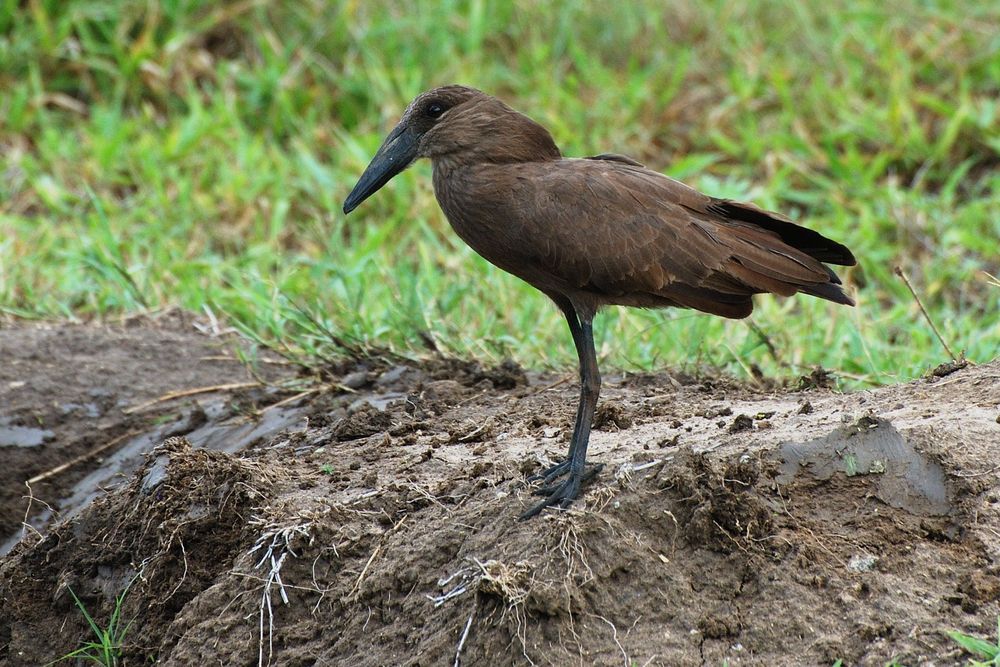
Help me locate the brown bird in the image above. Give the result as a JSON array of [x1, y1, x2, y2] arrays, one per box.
[[343, 85, 856, 519]]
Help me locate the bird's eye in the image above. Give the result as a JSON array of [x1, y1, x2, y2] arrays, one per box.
[[426, 102, 445, 118]]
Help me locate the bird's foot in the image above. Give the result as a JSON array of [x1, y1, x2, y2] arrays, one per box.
[[531, 462, 603, 496], [520, 463, 604, 520]]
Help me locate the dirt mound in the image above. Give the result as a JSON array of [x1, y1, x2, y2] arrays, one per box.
[[1, 320, 999, 665], [0, 312, 291, 553]]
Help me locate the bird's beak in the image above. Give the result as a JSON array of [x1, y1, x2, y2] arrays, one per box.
[[343, 122, 418, 214]]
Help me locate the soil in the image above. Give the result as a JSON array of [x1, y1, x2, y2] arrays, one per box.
[[1, 316, 999, 666]]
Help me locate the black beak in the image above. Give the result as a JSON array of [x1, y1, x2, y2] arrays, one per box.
[[343, 123, 419, 214]]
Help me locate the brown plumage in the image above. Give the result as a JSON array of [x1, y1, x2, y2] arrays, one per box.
[[344, 85, 856, 518]]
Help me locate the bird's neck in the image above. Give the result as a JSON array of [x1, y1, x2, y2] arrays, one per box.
[[484, 119, 562, 164]]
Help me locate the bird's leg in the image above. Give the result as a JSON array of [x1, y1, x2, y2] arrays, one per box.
[[528, 388, 587, 483], [529, 377, 603, 486], [527, 301, 589, 483], [521, 307, 602, 519]]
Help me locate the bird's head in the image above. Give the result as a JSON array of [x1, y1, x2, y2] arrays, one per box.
[[343, 85, 559, 213]]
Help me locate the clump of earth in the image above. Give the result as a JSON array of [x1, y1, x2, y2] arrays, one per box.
[[1, 314, 998, 665]]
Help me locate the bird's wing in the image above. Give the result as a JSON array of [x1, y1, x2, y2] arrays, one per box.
[[497, 158, 854, 317], [584, 153, 646, 167]]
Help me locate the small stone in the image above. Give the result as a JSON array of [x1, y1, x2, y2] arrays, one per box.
[[341, 371, 369, 389], [375, 365, 409, 388], [847, 552, 878, 572], [727, 414, 754, 434]]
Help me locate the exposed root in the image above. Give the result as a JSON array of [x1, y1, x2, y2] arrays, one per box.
[[591, 613, 629, 666], [473, 557, 534, 664], [453, 607, 476, 667], [248, 517, 315, 667], [18, 482, 54, 545]]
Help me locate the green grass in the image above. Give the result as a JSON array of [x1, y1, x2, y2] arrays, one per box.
[[2, 1, 998, 385], [48, 582, 134, 666], [949, 618, 1000, 666]]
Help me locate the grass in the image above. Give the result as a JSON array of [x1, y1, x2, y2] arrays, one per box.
[[1, 1, 998, 386], [48, 582, 134, 666], [949, 618, 1000, 666]]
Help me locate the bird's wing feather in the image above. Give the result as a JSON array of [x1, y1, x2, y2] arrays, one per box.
[[492, 159, 853, 315]]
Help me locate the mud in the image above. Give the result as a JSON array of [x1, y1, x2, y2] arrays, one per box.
[[1, 318, 999, 666], [0, 312, 292, 555], [778, 418, 951, 517]]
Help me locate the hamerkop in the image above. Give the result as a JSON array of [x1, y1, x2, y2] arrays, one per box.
[[343, 85, 856, 519]]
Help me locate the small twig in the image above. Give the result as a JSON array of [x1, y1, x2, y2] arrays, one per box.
[[348, 545, 381, 601], [27, 431, 137, 484], [123, 382, 262, 414], [625, 460, 662, 474], [530, 376, 570, 395], [260, 388, 320, 412], [202, 356, 295, 366], [953, 464, 1000, 479], [454, 608, 476, 667], [926, 375, 971, 389], [438, 567, 473, 588], [427, 566, 475, 607], [427, 584, 470, 607], [894, 266, 958, 361]]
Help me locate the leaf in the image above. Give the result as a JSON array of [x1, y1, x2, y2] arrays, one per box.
[[947, 630, 999, 659]]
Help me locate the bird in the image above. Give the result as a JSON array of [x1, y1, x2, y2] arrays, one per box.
[[343, 85, 856, 519]]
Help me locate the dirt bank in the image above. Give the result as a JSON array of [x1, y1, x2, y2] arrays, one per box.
[[1, 318, 998, 665]]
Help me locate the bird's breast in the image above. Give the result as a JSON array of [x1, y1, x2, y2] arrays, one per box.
[[432, 164, 556, 288]]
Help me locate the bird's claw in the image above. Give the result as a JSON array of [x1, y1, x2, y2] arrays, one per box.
[[520, 476, 581, 519], [520, 463, 604, 519]]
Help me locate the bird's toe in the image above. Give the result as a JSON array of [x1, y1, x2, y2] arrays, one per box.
[[520, 480, 577, 519], [530, 462, 602, 495], [519, 463, 604, 519], [526, 459, 571, 484]]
